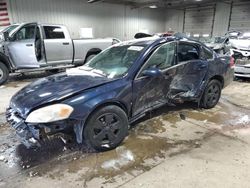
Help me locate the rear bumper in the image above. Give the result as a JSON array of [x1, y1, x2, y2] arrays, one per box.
[[234, 65, 250, 78]]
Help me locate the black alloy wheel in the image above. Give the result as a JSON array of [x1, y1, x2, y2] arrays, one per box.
[[201, 80, 222, 109], [0, 62, 9, 85], [84, 105, 128, 151]]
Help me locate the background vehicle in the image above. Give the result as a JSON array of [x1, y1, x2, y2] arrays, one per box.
[[230, 32, 250, 78], [6, 36, 234, 151], [0, 22, 120, 85], [204, 36, 230, 54]]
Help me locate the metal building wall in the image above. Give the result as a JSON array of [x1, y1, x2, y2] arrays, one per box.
[[7, 0, 165, 40], [229, 2, 250, 32], [165, 9, 184, 32], [183, 6, 215, 37], [212, 2, 231, 36]]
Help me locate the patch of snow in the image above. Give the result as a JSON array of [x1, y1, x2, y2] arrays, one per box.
[[236, 115, 250, 125], [101, 146, 134, 170], [102, 144, 110, 148], [0, 155, 5, 161]]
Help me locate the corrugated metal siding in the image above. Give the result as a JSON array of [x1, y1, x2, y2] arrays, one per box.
[[7, 0, 165, 40], [184, 6, 215, 36], [229, 2, 250, 32], [165, 9, 184, 32], [212, 2, 231, 36]]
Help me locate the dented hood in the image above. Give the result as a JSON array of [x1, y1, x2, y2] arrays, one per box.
[[230, 39, 250, 50], [10, 69, 111, 116]]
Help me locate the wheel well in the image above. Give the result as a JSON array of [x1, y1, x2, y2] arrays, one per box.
[[209, 75, 224, 88], [0, 54, 11, 72], [85, 101, 128, 124], [85, 48, 102, 59]]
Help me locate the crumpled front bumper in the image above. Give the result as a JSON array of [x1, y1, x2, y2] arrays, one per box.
[[6, 107, 41, 148], [230, 49, 250, 57]]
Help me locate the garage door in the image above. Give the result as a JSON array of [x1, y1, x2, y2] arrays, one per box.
[[229, 2, 250, 32], [183, 6, 215, 36]]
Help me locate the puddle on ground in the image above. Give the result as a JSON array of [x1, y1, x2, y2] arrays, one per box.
[[0, 97, 250, 186]]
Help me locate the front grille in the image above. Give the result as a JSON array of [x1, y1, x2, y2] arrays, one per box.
[[240, 49, 250, 52], [235, 59, 250, 66]]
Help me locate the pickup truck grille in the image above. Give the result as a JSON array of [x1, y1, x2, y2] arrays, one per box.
[[235, 59, 250, 66]]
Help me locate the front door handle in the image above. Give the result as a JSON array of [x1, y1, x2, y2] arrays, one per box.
[[26, 44, 33, 47], [62, 42, 69, 45]]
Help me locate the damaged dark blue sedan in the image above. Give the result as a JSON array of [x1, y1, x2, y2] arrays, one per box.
[[6, 36, 234, 151]]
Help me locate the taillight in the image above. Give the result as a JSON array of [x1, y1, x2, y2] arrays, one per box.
[[230, 56, 235, 68]]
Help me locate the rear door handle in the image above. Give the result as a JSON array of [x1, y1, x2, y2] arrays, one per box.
[[62, 42, 70, 45], [26, 44, 33, 47]]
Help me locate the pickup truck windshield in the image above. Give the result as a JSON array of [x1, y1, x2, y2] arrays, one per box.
[[85, 45, 145, 78], [3, 25, 19, 33]]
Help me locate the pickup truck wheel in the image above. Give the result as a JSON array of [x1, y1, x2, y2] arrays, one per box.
[[201, 80, 222, 109], [0, 62, 9, 85], [84, 105, 128, 151]]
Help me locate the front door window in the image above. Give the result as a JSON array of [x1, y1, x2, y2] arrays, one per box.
[[133, 42, 176, 116]]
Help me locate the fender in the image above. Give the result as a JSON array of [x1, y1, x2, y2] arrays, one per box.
[[0, 52, 13, 72], [73, 100, 129, 144]]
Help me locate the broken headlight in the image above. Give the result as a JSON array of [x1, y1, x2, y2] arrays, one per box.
[[26, 104, 74, 123]]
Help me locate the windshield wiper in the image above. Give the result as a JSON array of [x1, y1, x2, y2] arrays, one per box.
[[91, 69, 108, 77]]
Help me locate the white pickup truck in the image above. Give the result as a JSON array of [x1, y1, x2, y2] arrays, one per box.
[[0, 22, 120, 85]]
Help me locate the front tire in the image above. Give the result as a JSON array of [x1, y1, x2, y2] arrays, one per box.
[[201, 80, 222, 109], [0, 62, 9, 85], [84, 105, 128, 151]]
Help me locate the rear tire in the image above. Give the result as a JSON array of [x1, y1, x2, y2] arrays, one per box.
[[0, 62, 9, 85], [84, 105, 128, 151], [201, 80, 222, 109]]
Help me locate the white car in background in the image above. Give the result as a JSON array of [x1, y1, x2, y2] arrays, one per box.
[[230, 32, 250, 78]]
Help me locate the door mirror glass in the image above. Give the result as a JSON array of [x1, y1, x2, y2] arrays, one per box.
[[142, 67, 162, 77]]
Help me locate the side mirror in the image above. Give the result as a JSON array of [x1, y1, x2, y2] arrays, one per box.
[[142, 67, 162, 77]]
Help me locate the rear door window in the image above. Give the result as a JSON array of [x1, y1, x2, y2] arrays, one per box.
[[201, 46, 214, 60], [177, 43, 200, 63], [43, 26, 65, 39]]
